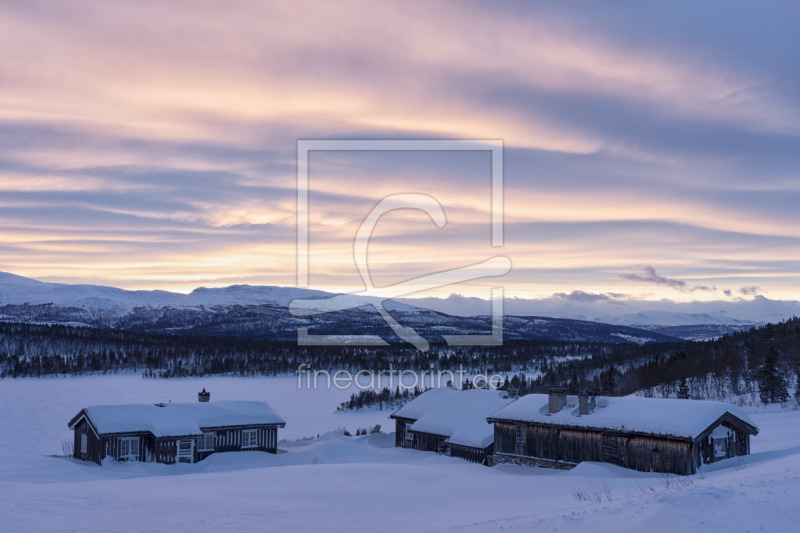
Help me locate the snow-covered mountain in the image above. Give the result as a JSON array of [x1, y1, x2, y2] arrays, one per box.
[[399, 292, 798, 331], [595, 310, 755, 328], [594, 311, 758, 341], [0, 271, 342, 313], [0, 271, 680, 344]]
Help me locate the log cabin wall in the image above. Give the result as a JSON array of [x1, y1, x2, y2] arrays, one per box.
[[72, 419, 102, 464], [101, 433, 150, 463], [493, 421, 695, 475], [394, 417, 488, 463], [393, 417, 415, 448], [215, 427, 240, 451], [154, 438, 178, 464], [449, 443, 492, 464], [494, 421, 516, 456], [78, 424, 282, 465], [204, 426, 280, 456], [266, 426, 278, 452], [413, 432, 448, 453]]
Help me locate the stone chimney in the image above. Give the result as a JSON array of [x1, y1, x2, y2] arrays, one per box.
[[548, 388, 567, 414], [198, 388, 210, 402], [578, 392, 596, 415]]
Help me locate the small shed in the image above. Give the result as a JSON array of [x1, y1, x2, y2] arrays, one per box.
[[390, 388, 516, 464], [487, 390, 758, 475], [68, 399, 286, 465]]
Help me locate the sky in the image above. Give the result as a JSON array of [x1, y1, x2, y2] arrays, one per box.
[[1, 0, 799, 312]]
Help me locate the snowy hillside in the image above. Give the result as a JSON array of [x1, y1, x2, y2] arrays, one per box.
[[0, 376, 799, 532]]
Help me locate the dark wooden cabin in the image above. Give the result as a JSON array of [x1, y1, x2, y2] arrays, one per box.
[[487, 390, 758, 475], [390, 388, 516, 464], [68, 397, 286, 465]]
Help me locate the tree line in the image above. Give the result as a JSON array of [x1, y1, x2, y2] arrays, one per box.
[[1, 318, 798, 404]]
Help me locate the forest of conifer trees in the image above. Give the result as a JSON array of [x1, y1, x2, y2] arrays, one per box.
[[1, 318, 798, 403]]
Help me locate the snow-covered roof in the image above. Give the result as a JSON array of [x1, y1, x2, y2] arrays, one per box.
[[392, 388, 459, 420], [487, 394, 758, 440], [393, 388, 516, 449], [73, 401, 286, 437]]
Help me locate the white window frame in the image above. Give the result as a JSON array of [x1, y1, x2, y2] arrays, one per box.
[[177, 438, 195, 463], [405, 422, 414, 442], [242, 429, 258, 448], [198, 432, 216, 452], [80, 433, 88, 454], [119, 436, 139, 460]]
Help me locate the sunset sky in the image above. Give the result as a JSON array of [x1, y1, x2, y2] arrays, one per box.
[[1, 0, 799, 306]]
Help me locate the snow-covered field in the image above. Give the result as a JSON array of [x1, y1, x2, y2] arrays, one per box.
[[1, 376, 799, 532]]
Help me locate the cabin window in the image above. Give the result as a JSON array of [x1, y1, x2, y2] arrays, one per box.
[[119, 436, 139, 460], [242, 429, 258, 448], [80, 433, 88, 454], [405, 423, 414, 442], [198, 432, 215, 452], [515, 425, 526, 455]]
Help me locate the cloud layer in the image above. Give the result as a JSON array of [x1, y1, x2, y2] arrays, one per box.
[[0, 1, 798, 305]]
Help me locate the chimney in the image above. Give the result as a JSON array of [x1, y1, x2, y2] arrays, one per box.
[[578, 392, 595, 415], [198, 388, 210, 402], [548, 388, 567, 414]]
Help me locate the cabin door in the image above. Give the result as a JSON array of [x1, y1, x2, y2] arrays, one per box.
[[177, 438, 195, 463]]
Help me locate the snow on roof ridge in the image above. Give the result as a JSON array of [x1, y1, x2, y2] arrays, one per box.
[[488, 394, 758, 439], [79, 400, 286, 437]]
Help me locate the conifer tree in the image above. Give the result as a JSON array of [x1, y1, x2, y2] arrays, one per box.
[[758, 345, 789, 404], [794, 368, 800, 400]]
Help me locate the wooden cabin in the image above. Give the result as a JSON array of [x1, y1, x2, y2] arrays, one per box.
[[390, 388, 516, 464], [68, 397, 286, 465], [487, 390, 758, 475]]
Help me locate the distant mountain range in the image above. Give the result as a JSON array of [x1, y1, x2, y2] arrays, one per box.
[[0, 271, 759, 344]]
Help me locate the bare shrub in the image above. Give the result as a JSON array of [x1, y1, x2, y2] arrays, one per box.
[[573, 480, 612, 503], [573, 488, 596, 502], [599, 479, 612, 501]]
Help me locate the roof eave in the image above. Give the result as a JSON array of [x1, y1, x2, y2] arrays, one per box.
[[67, 411, 101, 439]]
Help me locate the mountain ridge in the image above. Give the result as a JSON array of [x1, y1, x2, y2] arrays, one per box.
[[0, 271, 747, 343]]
